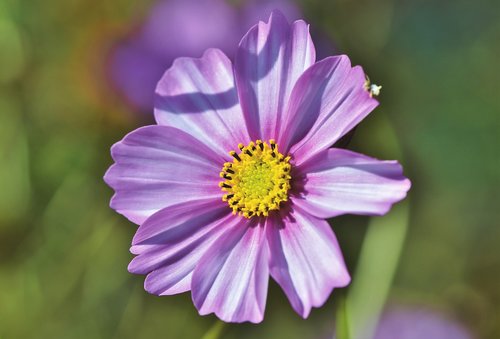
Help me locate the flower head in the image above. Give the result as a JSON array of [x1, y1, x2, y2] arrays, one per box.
[[104, 11, 411, 323]]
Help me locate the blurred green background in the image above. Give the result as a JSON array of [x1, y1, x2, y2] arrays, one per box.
[[0, 0, 498, 338]]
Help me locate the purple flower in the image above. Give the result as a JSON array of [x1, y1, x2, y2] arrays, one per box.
[[110, 0, 301, 112], [104, 11, 411, 323], [373, 305, 475, 339]]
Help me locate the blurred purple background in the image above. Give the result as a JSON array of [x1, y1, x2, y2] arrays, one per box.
[[109, 0, 301, 112]]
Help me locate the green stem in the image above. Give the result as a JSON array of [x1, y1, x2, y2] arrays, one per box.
[[345, 201, 410, 339], [335, 294, 351, 339], [201, 320, 225, 339]]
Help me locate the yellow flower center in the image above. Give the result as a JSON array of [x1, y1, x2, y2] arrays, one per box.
[[219, 139, 291, 218]]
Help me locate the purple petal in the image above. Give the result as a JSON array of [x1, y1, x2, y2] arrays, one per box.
[[129, 201, 232, 296], [104, 125, 224, 224], [109, 0, 242, 112], [293, 148, 411, 219], [278, 55, 378, 164], [267, 207, 350, 318], [241, 0, 302, 33], [191, 219, 269, 323], [154, 48, 251, 158], [235, 11, 315, 141]]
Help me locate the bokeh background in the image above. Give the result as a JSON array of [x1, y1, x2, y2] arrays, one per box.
[[0, 0, 498, 338]]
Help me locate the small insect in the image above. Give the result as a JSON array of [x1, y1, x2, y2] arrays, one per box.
[[364, 75, 382, 97]]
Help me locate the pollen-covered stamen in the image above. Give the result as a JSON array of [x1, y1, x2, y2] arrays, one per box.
[[219, 140, 292, 218]]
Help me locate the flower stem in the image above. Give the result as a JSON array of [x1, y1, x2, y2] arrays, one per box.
[[201, 320, 225, 339], [345, 201, 410, 338], [335, 294, 351, 339]]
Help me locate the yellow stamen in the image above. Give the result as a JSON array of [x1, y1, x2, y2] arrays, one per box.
[[219, 140, 291, 218]]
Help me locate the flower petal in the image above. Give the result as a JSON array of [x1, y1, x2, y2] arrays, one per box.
[[129, 200, 232, 296], [267, 207, 350, 318], [191, 219, 269, 323], [278, 55, 378, 164], [154, 48, 251, 157], [104, 125, 223, 224], [293, 148, 411, 219], [235, 11, 315, 141]]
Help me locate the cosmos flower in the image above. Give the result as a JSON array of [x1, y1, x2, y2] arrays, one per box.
[[109, 0, 300, 112], [104, 11, 411, 323], [373, 305, 474, 339]]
